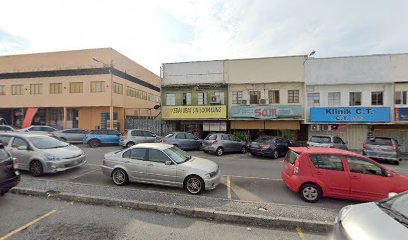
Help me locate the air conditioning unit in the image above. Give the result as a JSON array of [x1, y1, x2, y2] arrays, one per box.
[[259, 99, 267, 104], [241, 100, 248, 105], [320, 125, 329, 131], [210, 95, 221, 104], [310, 124, 320, 131]]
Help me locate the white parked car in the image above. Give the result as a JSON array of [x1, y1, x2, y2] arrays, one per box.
[[19, 125, 58, 135]]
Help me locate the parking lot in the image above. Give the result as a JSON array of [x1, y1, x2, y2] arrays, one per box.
[[18, 144, 408, 210]]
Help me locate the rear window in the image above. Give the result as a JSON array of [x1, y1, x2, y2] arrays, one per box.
[[366, 138, 393, 146], [165, 133, 174, 138], [205, 134, 217, 140], [286, 150, 299, 164], [0, 148, 10, 161], [310, 136, 331, 143]]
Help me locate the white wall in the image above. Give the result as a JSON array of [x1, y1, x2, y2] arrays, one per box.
[[162, 61, 224, 85], [391, 54, 408, 82], [305, 55, 392, 85], [305, 83, 394, 121]]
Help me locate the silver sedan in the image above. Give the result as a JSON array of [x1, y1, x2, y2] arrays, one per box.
[[0, 133, 86, 176], [102, 143, 221, 194]]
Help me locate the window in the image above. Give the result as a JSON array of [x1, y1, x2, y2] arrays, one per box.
[[0, 85, 5, 95], [127, 87, 136, 97], [131, 130, 144, 137], [166, 93, 176, 105], [395, 91, 407, 105], [148, 149, 169, 163], [328, 92, 341, 106], [214, 92, 225, 104], [50, 83, 62, 94], [268, 90, 280, 104], [183, 93, 191, 105], [198, 92, 207, 105], [186, 133, 196, 139], [249, 91, 261, 104], [0, 126, 13, 131], [123, 148, 146, 160], [232, 91, 243, 104], [91, 81, 104, 93], [221, 135, 231, 141], [307, 93, 320, 107], [0, 136, 12, 145], [309, 154, 344, 171], [175, 133, 186, 139], [113, 82, 123, 94], [11, 85, 23, 95], [346, 157, 384, 176], [205, 134, 217, 140], [30, 84, 42, 95], [70, 82, 83, 93], [288, 90, 299, 103], [11, 138, 28, 148], [371, 91, 383, 105], [333, 137, 344, 144], [310, 136, 331, 143], [349, 92, 362, 106], [108, 130, 120, 135], [143, 131, 155, 137], [365, 137, 393, 146]]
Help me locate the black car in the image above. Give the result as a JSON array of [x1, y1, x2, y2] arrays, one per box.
[[249, 136, 292, 159], [0, 144, 20, 195]]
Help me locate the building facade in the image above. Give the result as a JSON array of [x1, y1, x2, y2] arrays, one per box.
[[0, 48, 160, 131], [225, 56, 306, 140], [161, 61, 227, 137]]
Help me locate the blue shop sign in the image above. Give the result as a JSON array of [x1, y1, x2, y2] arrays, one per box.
[[310, 107, 390, 123], [396, 108, 408, 121]]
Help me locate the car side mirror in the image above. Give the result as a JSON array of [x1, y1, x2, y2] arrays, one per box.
[[165, 160, 172, 165], [17, 146, 28, 150]]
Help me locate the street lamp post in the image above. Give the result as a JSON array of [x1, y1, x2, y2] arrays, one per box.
[[92, 58, 114, 130]]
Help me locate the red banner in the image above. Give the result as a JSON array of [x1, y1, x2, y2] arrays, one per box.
[[21, 108, 38, 128]]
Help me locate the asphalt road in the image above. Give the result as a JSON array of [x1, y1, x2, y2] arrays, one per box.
[[18, 145, 408, 210], [0, 194, 329, 240]]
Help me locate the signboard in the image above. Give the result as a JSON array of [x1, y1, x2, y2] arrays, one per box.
[[229, 105, 302, 119], [395, 108, 408, 121], [310, 107, 390, 123], [162, 106, 227, 119]]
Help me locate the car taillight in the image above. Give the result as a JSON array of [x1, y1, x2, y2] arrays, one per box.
[[260, 144, 270, 149], [306, 143, 309, 147], [160, 139, 167, 143], [102, 159, 106, 165], [12, 157, 19, 169], [212, 140, 218, 145], [392, 144, 397, 152], [294, 160, 300, 174], [125, 132, 128, 138], [363, 143, 367, 149]]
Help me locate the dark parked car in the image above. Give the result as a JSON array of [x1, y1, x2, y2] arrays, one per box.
[[0, 144, 20, 195], [249, 136, 293, 159], [159, 132, 203, 150], [363, 137, 401, 165]]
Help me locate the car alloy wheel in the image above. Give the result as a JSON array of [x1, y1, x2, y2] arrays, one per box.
[[216, 147, 224, 156], [89, 139, 101, 148], [112, 169, 128, 186], [30, 160, 43, 177], [300, 183, 321, 203], [272, 150, 279, 159], [126, 142, 135, 148], [241, 146, 247, 154], [185, 176, 204, 194], [198, 144, 203, 151]]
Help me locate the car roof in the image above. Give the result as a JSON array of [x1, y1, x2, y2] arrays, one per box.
[[289, 147, 361, 157], [133, 143, 173, 150]]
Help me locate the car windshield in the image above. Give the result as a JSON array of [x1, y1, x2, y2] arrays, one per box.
[[28, 136, 69, 149], [287, 150, 299, 164], [0, 148, 10, 161], [367, 138, 393, 146], [378, 192, 408, 225], [310, 136, 331, 143], [165, 133, 174, 138], [254, 136, 275, 142], [163, 146, 191, 164]]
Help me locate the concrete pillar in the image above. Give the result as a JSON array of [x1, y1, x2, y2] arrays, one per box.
[[109, 106, 114, 129], [63, 107, 67, 129]]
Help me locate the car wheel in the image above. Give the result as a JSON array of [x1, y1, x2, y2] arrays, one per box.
[[394, 160, 400, 165], [185, 175, 204, 195], [89, 139, 101, 148], [198, 144, 203, 151], [173, 144, 179, 148], [29, 160, 43, 177], [300, 183, 321, 203], [203, 150, 209, 153], [216, 147, 224, 156], [241, 146, 247, 154], [126, 142, 135, 148], [272, 150, 279, 159], [112, 168, 129, 186]]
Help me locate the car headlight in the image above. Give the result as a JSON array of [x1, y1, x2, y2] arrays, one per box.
[[44, 153, 61, 161], [335, 205, 353, 223]]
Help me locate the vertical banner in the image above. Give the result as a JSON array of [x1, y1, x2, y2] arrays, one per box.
[[21, 108, 38, 128]]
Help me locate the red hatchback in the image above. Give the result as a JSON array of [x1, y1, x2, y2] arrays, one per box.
[[281, 147, 408, 203]]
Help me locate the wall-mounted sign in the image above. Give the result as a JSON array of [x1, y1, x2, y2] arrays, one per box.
[[162, 106, 227, 119], [395, 108, 408, 121], [310, 107, 390, 123], [230, 105, 303, 119]]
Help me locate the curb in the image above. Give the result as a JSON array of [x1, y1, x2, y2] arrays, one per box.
[[11, 187, 333, 232]]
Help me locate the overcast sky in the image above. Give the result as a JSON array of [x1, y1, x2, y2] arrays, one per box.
[[1, 0, 407, 75]]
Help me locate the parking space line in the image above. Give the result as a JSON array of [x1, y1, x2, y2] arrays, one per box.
[[227, 175, 232, 200], [296, 227, 305, 240], [224, 175, 282, 181], [0, 210, 57, 240], [68, 168, 98, 180]]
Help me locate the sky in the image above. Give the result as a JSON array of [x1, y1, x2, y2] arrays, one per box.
[[0, 0, 407, 75]]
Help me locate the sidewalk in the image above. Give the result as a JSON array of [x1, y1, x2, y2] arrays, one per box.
[[11, 178, 337, 232]]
